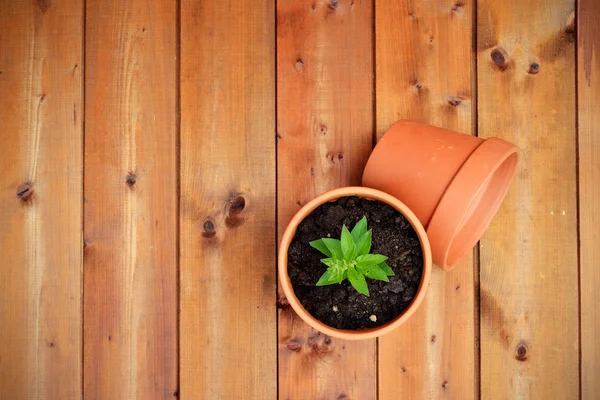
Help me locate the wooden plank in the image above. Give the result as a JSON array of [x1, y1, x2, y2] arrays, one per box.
[[277, 1, 375, 399], [0, 1, 83, 398], [179, 0, 276, 398], [83, 1, 178, 398], [579, 0, 600, 397], [477, 1, 578, 398], [375, 1, 476, 398]]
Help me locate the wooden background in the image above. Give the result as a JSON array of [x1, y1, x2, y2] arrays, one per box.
[[0, 0, 597, 398]]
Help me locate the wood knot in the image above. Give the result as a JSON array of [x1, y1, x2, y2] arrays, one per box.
[[565, 12, 575, 36], [125, 173, 136, 187], [228, 195, 245, 216], [202, 217, 216, 238], [448, 96, 463, 106], [226, 194, 246, 227], [491, 47, 509, 69], [17, 182, 33, 202], [451, 1, 464, 12], [328, 0, 338, 10], [37, 0, 52, 12], [528, 63, 540, 75], [286, 340, 302, 352], [307, 335, 320, 349], [515, 343, 528, 361], [276, 298, 290, 309]]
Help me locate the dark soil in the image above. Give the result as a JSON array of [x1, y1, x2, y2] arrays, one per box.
[[288, 196, 423, 330]]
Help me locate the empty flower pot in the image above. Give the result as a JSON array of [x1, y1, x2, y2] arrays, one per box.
[[362, 120, 519, 271]]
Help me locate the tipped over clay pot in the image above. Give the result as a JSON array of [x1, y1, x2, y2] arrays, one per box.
[[362, 120, 519, 271], [278, 187, 432, 340]]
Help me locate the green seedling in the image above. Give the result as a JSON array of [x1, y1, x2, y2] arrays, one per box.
[[309, 216, 394, 296]]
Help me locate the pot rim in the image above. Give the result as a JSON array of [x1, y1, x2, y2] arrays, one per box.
[[278, 186, 432, 340], [426, 138, 519, 270]]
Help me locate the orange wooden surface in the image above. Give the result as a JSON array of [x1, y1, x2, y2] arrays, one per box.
[[477, 0, 579, 398], [0, 0, 83, 398], [276, 1, 375, 398], [376, 1, 477, 397], [578, 0, 600, 397], [179, 0, 277, 398], [84, 0, 178, 397], [0, 0, 598, 399]]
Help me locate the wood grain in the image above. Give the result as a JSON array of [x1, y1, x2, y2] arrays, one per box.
[[0, 0, 83, 398], [83, 0, 178, 398], [579, 0, 600, 397], [477, 1, 578, 398], [179, 0, 276, 398], [375, 1, 476, 398], [277, 1, 375, 399]]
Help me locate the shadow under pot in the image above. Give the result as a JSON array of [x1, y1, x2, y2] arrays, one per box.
[[278, 187, 432, 340]]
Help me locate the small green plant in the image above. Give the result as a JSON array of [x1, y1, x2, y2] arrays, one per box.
[[309, 216, 394, 296]]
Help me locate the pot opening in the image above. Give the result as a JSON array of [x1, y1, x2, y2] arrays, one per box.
[[446, 152, 519, 267]]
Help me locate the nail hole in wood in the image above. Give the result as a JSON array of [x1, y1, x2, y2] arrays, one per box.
[[318, 123, 327, 135]]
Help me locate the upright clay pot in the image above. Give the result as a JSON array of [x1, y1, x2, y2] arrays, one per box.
[[278, 187, 432, 340], [363, 120, 519, 271]]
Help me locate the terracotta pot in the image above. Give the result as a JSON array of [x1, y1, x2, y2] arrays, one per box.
[[362, 120, 519, 271], [278, 186, 432, 340]]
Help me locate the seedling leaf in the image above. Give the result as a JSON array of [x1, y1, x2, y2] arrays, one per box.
[[309, 239, 332, 257]]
